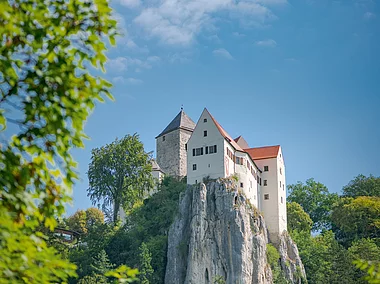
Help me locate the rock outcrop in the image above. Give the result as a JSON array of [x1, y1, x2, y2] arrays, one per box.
[[165, 180, 306, 284]]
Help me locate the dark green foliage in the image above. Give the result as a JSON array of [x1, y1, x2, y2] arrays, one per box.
[[288, 178, 339, 231], [138, 242, 154, 284], [331, 196, 380, 247], [105, 177, 187, 283], [343, 174, 380, 198]]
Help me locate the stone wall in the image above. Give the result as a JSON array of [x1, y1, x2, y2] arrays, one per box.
[[156, 128, 192, 177]]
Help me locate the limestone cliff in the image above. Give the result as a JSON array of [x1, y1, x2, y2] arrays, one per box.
[[165, 180, 306, 284]]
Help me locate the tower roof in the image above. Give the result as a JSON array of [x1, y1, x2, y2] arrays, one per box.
[[156, 110, 196, 138]]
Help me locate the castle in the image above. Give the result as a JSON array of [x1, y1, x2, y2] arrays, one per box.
[[155, 108, 287, 242]]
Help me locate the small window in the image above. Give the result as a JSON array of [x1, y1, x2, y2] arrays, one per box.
[[185, 143, 187, 150], [192, 164, 197, 171], [195, 180, 197, 184], [264, 180, 268, 186], [204, 118, 207, 123], [264, 194, 269, 200], [281, 196, 283, 204], [205, 146, 209, 154], [240, 182, 243, 188], [283, 184, 285, 191], [208, 164, 211, 168], [250, 180, 252, 187], [195, 147, 203, 156], [260, 178, 262, 185], [264, 166, 269, 172], [204, 130, 207, 137], [193, 149, 196, 156], [280, 181, 281, 187], [163, 136, 166, 141], [280, 168, 282, 175]]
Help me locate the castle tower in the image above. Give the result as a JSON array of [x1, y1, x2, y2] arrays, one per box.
[[248, 146, 287, 243], [156, 110, 195, 177]]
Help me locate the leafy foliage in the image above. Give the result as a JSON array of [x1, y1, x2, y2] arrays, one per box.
[[353, 260, 380, 284], [87, 134, 154, 223], [332, 196, 380, 246], [288, 178, 339, 231], [287, 202, 313, 233], [66, 207, 104, 235], [138, 242, 154, 284], [266, 244, 287, 284], [106, 177, 187, 283], [0, 0, 117, 281], [343, 175, 380, 198]]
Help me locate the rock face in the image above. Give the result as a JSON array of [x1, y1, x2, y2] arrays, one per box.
[[165, 181, 306, 284], [278, 232, 307, 284]]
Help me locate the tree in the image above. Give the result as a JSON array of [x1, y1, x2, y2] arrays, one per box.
[[66, 207, 104, 235], [87, 134, 154, 223], [343, 174, 380, 198], [288, 178, 339, 231], [287, 202, 313, 233], [138, 242, 154, 284], [332, 196, 380, 246], [0, 0, 117, 281], [91, 249, 114, 276]]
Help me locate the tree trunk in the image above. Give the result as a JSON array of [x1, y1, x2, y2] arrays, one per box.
[[113, 199, 120, 224]]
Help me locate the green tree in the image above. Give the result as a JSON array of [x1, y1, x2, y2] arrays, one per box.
[[138, 242, 154, 284], [91, 249, 114, 276], [0, 0, 116, 281], [87, 134, 154, 224], [349, 239, 380, 263], [67, 207, 104, 235], [331, 196, 380, 246], [288, 178, 339, 231], [287, 202, 313, 233], [343, 174, 380, 198]]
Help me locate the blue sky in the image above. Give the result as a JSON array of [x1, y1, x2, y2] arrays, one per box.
[[67, 0, 379, 215]]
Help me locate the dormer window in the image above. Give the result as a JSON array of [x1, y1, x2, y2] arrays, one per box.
[[204, 118, 207, 123], [204, 130, 208, 137]]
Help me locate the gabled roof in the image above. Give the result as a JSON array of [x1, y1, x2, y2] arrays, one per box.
[[156, 110, 196, 138], [244, 145, 280, 160], [206, 109, 244, 151], [234, 136, 249, 149]]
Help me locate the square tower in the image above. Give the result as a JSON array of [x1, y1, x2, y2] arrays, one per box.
[[156, 110, 195, 177]]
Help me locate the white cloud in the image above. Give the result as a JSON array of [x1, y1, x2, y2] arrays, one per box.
[[106, 56, 160, 73], [233, 31, 246, 37], [119, 0, 140, 8], [255, 0, 287, 5], [364, 12, 376, 20], [212, 48, 233, 60], [112, 76, 144, 85], [133, 0, 276, 45], [255, 39, 277, 47]]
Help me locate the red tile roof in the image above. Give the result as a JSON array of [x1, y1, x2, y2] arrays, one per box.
[[244, 145, 280, 160]]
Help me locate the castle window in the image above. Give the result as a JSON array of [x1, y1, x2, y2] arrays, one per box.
[[195, 147, 203, 156], [193, 164, 197, 170], [283, 184, 285, 191], [204, 130, 208, 137], [264, 194, 269, 200], [185, 143, 187, 150], [264, 166, 269, 172], [204, 118, 207, 123], [208, 145, 217, 154], [280, 181, 281, 187], [162, 136, 166, 141], [281, 196, 283, 203], [193, 149, 196, 156], [264, 180, 268, 186], [240, 182, 243, 188], [260, 178, 262, 185], [280, 168, 282, 175]]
